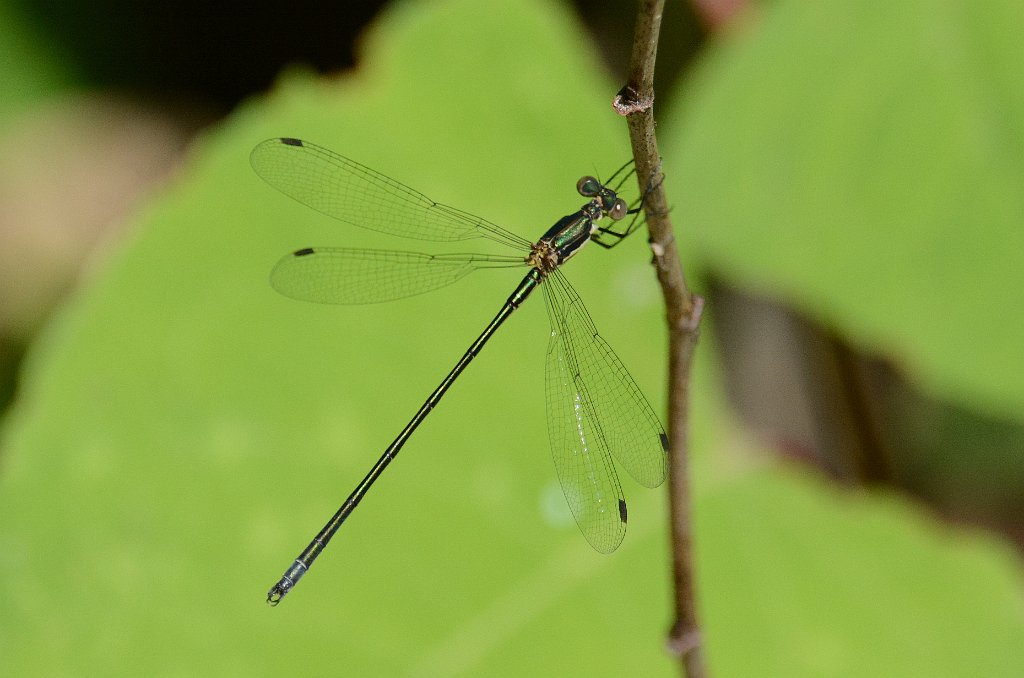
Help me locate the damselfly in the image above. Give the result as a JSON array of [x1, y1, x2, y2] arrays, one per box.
[[252, 138, 667, 605]]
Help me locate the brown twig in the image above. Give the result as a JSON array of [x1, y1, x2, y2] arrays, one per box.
[[614, 1, 707, 676]]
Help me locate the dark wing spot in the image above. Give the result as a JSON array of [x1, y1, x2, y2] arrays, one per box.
[[293, 247, 315, 256], [280, 137, 304, 147], [659, 432, 669, 451], [618, 499, 628, 524]]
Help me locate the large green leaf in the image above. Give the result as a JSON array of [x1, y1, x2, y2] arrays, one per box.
[[667, 0, 1024, 421], [699, 462, 1024, 677], [0, 0, 1021, 675]]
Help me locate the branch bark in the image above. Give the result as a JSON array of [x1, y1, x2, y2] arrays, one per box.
[[614, 1, 707, 675]]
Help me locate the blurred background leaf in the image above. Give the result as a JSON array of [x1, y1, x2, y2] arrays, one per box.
[[668, 0, 1024, 421], [0, 0, 1021, 676], [663, 0, 1024, 576]]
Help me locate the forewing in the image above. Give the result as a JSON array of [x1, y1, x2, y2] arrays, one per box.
[[251, 138, 528, 249], [270, 248, 521, 305], [544, 293, 628, 553], [547, 273, 668, 488]]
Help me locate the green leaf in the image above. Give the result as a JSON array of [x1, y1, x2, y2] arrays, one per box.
[[699, 464, 1024, 677], [666, 0, 1024, 421], [0, 0, 671, 675]]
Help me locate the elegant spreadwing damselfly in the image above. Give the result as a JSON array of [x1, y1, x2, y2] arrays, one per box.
[[252, 137, 667, 605]]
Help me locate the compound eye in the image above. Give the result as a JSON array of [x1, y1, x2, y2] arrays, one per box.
[[576, 176, 601, 197], [608, 198, 629, 220]]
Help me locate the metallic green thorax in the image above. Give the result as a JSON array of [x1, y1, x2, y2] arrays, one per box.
[[528, 203, 603, 273]]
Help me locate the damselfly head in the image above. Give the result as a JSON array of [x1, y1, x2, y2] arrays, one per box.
[[577, 176, 628, 221]]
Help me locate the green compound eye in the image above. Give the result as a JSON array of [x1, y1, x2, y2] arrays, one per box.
[[576, 175, 601, 197], [608, 198, 629, 220]]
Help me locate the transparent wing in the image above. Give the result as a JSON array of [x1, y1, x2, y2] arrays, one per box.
[[271, 248, 524, 305], [251, 138, 531, 251], [546, 272, 668, 488], [545, 298, 627, 553], [541, 272, 668, 552]]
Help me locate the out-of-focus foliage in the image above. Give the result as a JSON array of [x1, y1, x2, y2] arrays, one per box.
[[0, 1, 77, 122], [668, 0, 1024, 422]]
